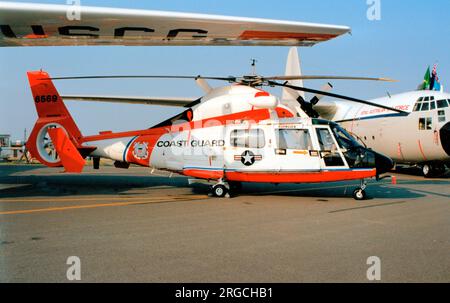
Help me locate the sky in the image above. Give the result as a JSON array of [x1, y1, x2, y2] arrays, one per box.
[[1, 0, 450, 140]]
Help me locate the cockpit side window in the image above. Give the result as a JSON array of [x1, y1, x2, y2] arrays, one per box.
[[437, 99, 449, 108]]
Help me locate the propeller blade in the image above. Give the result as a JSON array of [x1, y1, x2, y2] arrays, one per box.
[[310, 82, 333, 105], [269, 81, 408, 115], [265, 75, 397, 82], [195, 78, 213, 93]]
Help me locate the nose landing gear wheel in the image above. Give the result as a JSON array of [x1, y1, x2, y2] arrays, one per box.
[[352, 188, 367, 201], [211, 184, 229, 198]]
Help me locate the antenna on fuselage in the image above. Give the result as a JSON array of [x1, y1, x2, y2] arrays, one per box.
[[251, 59, 258, 75]]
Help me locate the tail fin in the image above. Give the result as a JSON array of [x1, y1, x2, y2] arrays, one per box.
[[26, 70, 85, 170], [282, 47, 304, 101]]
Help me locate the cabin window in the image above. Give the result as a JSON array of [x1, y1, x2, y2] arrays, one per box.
[[437, 99, 449, 108], [278, 129, 313, 150], [0, 136, 9, 147], [231, 129, 265, 148], [419, 117, 432, 130], [438, 110, 446, 123]]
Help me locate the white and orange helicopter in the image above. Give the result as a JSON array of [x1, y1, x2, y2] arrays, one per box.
[[2, 2, 398, 199]]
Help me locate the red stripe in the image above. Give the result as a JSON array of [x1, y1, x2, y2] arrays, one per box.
[[417, 139, 427, 161], [81, 108, 270, 143], [225, 169, 376, 183], [239, 31, 338, 41], [183, 169, 224, 180]]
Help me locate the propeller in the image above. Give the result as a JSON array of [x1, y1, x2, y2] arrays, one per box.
[[268, 81, 409, 116]]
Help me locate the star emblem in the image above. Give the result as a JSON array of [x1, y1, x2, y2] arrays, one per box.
[[241, 150, 255, 166]]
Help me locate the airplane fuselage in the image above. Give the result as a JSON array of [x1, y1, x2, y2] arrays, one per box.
[[325, 90, 450, 166]]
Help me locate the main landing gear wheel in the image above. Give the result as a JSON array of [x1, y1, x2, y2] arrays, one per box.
[[211, 184, 229, 198], [423, 163, 446, 178], [422, 164, 433, 178], [353, 179, 368, 201], [352, 188, 367, 201]]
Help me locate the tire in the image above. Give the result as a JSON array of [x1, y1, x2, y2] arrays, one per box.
[[212, 184, 228, 198], [352, 188, 367, 201], [422, 164, 434, 178]]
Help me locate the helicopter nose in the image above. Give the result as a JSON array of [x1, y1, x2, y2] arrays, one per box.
[[440, 122, 450, 156], [374, 152, 394, 175]]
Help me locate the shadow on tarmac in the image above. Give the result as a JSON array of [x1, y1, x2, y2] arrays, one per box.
[[1, 164, 448, 200]]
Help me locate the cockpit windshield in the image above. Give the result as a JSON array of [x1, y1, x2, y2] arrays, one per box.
[[330, 123, 361, 150]]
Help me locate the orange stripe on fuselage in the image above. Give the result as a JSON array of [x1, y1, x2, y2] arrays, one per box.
[[183, 169, 224, 180], [224, 169, 376, 183], [80, 108, 271, 143], [239, 31, 338, 41]]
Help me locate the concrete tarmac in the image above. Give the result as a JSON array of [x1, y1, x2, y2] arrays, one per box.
[[0, 164, 449, 282]]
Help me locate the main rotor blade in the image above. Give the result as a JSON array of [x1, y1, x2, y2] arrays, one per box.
[[269, 81, 408, 115], [265, 75, 397, 82], [42, 75, 235, 81]]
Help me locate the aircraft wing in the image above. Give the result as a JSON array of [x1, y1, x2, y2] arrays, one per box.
[[61, 95, 198, 107], [0, 2, 350, 47]]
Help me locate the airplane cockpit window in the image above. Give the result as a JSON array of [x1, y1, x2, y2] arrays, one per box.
[[413, 96, 440, 112], [430, 101, 436, 110], [437, 99, 449, 108], [278, 129, 313, 150], [231, 129, 265, 148]]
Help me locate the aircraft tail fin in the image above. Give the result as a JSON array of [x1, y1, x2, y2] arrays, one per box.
[[26, 70, 86, 170], [282, 47, 305, 101]]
